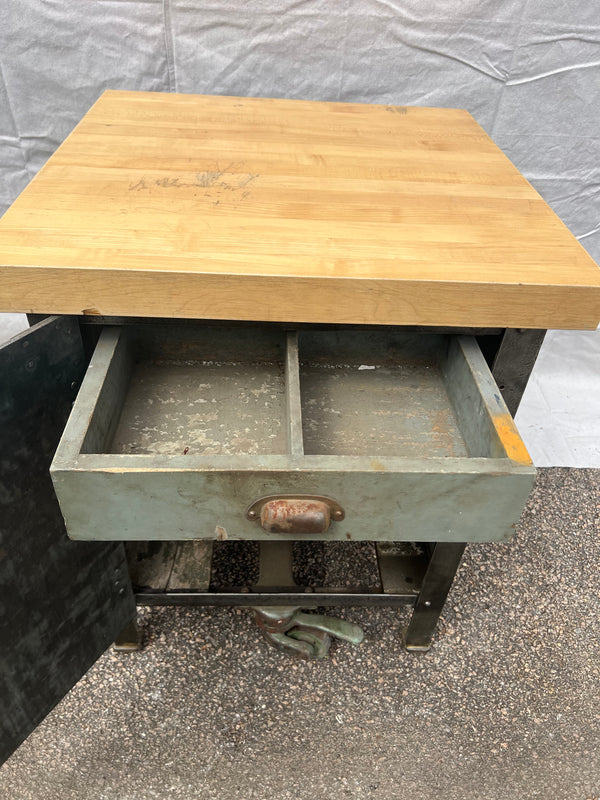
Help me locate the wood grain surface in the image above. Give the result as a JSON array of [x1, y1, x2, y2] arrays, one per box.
[[0, 90, 598, 328]]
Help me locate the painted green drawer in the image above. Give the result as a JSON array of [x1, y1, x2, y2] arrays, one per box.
[[50, 325, 535, 542]]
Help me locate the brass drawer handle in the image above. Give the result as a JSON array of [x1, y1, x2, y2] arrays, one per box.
[[246, 495, 345, 534]]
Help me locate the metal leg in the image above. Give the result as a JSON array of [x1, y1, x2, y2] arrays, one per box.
[[113, 617, 142, 652], [404, 542, 466, 652], [254, 540, 296, 588], [490, 328, 546, 416]]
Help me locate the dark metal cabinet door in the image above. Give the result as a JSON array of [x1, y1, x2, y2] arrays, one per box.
[[0, 316, 135, 765]]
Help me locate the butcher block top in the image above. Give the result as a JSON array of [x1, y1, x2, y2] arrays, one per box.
[[0, 90, 599, 328]]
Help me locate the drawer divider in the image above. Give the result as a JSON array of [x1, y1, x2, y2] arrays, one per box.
[[285, 331, 304, 457]]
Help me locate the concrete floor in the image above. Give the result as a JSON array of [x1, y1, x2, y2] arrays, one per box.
[[0, 468, 599, 800]]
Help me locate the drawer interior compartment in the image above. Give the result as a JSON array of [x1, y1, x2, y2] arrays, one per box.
[[72, 326, 292, 458], [107, 327, 287, 457], [298, 331, 468, 458], [51, 324, 534, 543]]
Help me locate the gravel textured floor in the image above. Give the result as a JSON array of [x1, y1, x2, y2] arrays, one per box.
[[1, 468, 599, 800]]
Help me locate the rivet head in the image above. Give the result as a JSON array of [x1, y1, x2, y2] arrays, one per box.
[[424, 600, 431, 607], [247, 510, 257, 519]]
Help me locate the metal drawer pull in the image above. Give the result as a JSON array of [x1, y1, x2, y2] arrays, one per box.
[[246, 495, 345, 534]]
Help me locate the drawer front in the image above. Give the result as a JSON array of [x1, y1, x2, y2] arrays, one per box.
[[51, 325, 535, 542]]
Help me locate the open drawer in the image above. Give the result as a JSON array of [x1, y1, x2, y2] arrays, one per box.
[[51, 325, 535, 542]]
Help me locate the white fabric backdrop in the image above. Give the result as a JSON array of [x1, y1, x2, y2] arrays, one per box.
[[1, 0, 598, 465]]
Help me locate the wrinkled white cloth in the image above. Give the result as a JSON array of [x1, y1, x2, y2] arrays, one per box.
[[0, 0, 598, 465], [515, 327, 600, 467]]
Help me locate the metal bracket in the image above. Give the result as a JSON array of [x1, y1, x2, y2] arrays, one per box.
[[252, 605, 364, 660]]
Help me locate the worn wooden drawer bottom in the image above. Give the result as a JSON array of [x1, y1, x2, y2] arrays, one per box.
[[51, 325, 535, 542]]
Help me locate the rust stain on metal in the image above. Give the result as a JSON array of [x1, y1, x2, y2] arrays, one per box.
[[260, 499, 330, 534], [492, 413, 533, 465]]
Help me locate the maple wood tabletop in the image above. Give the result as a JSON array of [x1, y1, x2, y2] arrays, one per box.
[[0, 90, 598, 328]]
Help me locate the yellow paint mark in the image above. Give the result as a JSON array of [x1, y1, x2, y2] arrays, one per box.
[[492, 413, 532, 465], [370, 459, 386, 471]]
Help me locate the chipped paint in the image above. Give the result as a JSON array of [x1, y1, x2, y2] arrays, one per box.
[[215, 525, 228, 541], [301, 361, 468, 458], [492, 413, 533, 465], [110, 359, 286, 457]]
